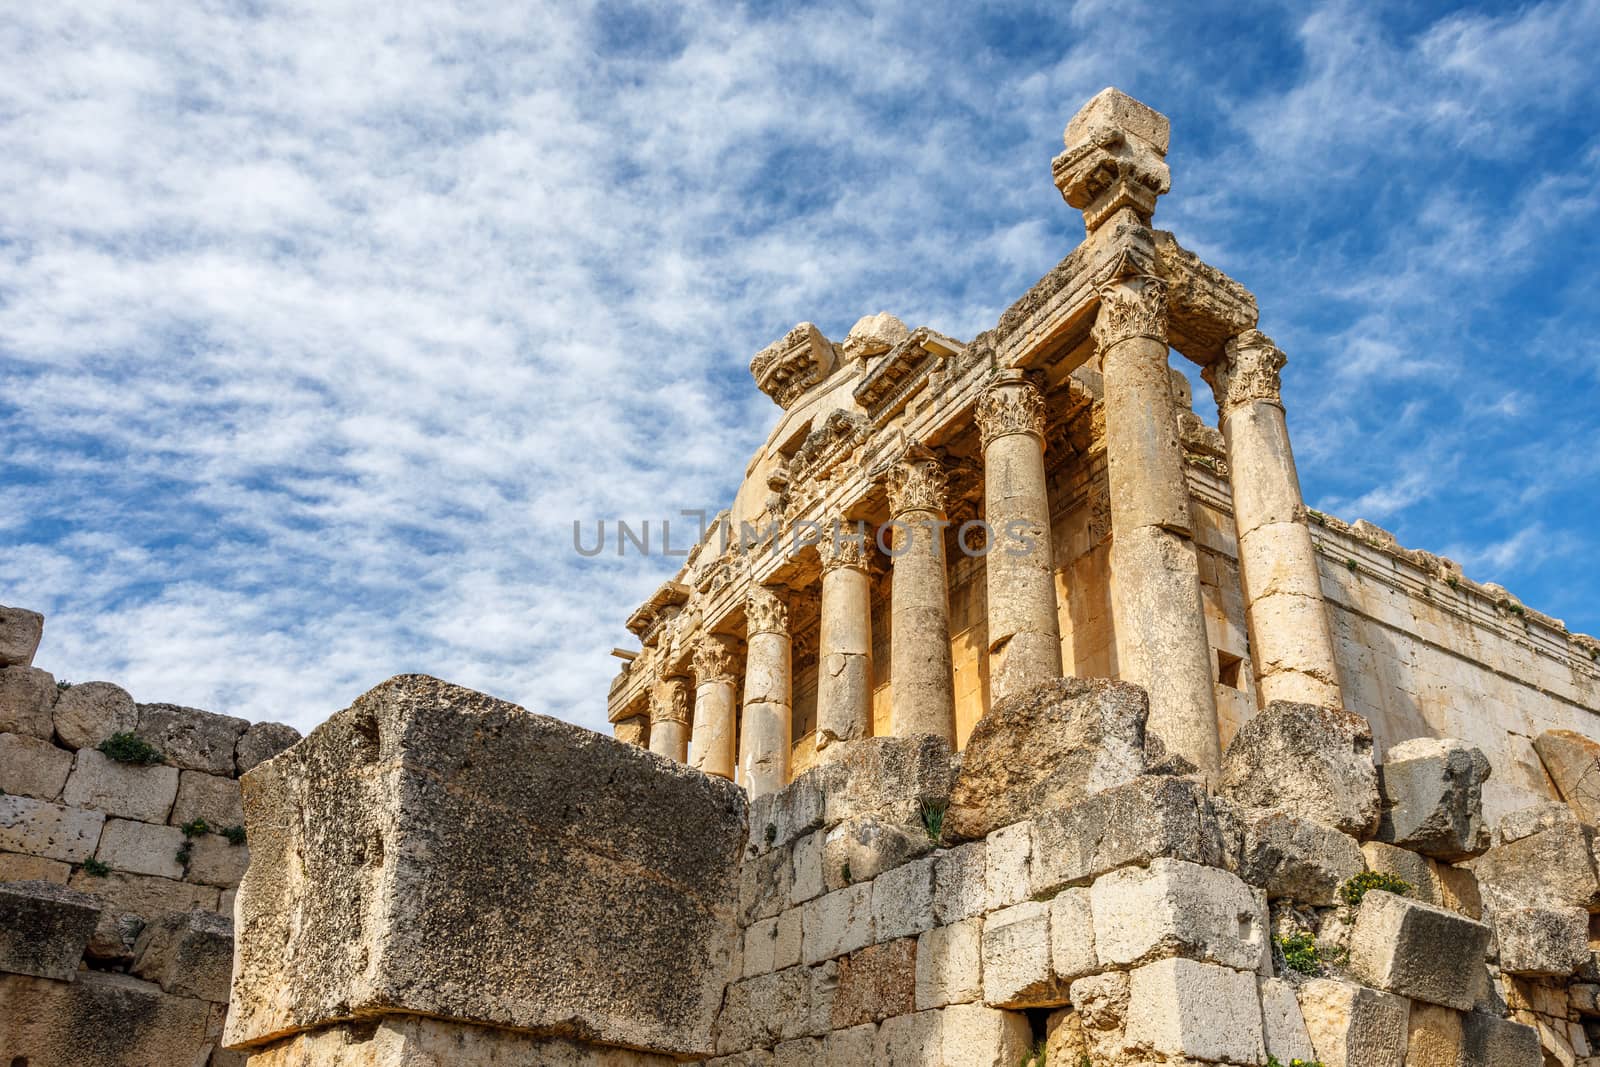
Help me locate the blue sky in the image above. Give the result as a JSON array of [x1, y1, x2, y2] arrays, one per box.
[[2, 0, 1597, 734]]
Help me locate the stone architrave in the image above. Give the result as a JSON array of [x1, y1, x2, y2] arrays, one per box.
[[816, 520, 874, 759], [740, 585, 792, 798], [1094, 264, 1221, 778], [886, 443, 956, 746], [690, 634, 739, 780], [976, 371, 1064, 703], [649, 674, 692, 764], [1204, 330, 1341, 708]]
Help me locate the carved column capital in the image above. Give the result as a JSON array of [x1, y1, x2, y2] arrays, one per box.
[[650, 675, 691, 726], [819, 520, 874, 575], [885, 443, 949, 517], [1205, 329, 1286, 419], [1092, 274, 1169, 351], [691, 635, 739, 686], [746, 584, 789, 637], [976, 374, 1047, 450]]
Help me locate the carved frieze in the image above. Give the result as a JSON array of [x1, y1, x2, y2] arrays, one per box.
[[750, 323, 836, 409], [791, 410, 868, 484], [1204, 329, 1286, 419]]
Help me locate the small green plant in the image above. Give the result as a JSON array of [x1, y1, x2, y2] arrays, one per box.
[[1307, 509, 1327, 525], [175, 839, 194, 868], [56, 679, 73, 691], [764, 823, 777, 846], [1344, 557, 1358, 572], [1278, 931, 1322, 975], [222, 824, 247, 846], [180, 818, 210, 838], [920, 798, 947, 842], [1267, 1056, 1326, 1067], [81, 857, 111, 877], [1338, 870, 1412, 908], [98, 732, 163, 765], [1508, 602, 1526, 616], [1445, 574, 1460, 589], [1018, 1038, 1047, 1067], [841, 862, 852, 886]]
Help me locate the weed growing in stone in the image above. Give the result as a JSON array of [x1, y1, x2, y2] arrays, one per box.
[[98, 732, 163, 765], [222, 824, 247, 846], [81, 857, 110, 877], [920, 799, 947, 842], [1338, 871, 1412, 908], [1278, 931, 1321, 975]]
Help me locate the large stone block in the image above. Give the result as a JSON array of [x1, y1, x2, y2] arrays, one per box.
[[1460, 1010, 1543, 1066], [915, 917, 981, 1009], [932, 840, 986, 923], [135, 703, 249, 776], [1495, 905, 1589, 977], [234, 719, 301, 774], [1298, 977, 1410, 1067], [67, 868, 220, 959], [0, 665, 57, 738], [239, 1016, 678, 1066], [1534, 728, 1600, 825], [801, 882, 873, 964], [1124, 958, 1265, 1065], [0, 731, 72, 800], [133, 909, 234, 1002], [0, 850, 70, 883], [830, 938, 915, 1027], [1472, 803, 1599, 913], [1347, 890, 1491, 1010], [62, 747, 181, 823], [0, 879, 100, 979], [822, 1023, 877, 1065], [938, 1003, 1033, 1067], [0, 793, 104, 862], [0, 605, 44, 668], [944, 677, 1147, 840], [822, 814, 931, 892], [1028, 775, 1228, 895], [224, 675, 747, 1059], [1259, 975, 1316, 1062], [1237, 809, 1364, 904], [1376, 737, 1492, 860], [802, 734, 954, 836], [51, 680, 138, 750], [981, 894, 1094, 1009], [872, 854, 936, 941], [1219, 700, 1380, 836], [95, 818, 186, 879], [1089, 857, 1265, 971], [170, 769, 244, 829], [873, 1009, 942, 1066], [0, 970, 216, 1066]]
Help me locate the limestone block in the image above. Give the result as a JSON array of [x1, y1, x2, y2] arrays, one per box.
[[1065, 85, 1171, 153], [814, 734, 954, 832], [1068, 972, 1130, 1062], [132, 908, 233, 1002], [774, 907, 803, 971], [0, 879, 100, 979], [1437, 862, 1483, 918], [822, 1023, 877, 1066], [716, 968, 807, 1053], [52, 680, 138, 750], [1237, 809, 1364, 904], [773, 1037, 823, 1067], [1348, 890, 1492, 1010], [1463, 1010, 1543, 1065], [944, 676, 1147, 841], [1533, 729, 1600, 825], [0, 850, 70, 882], [68, 868, 219, 958], [1472, 804, 1599, 912], [873, 1009, 942, 1066], [183, 833, 248, 888], [791, 829, 824, 905], [823, 815, 931, 893], [134, 702, 249, 776], [1407, 1001, 1466, 1067], [171, 769, 244, 829], [1377, 737, 1493, 860], [224, 675, 746, 1059], [1260, 975, 1317, 1062], [1362, 840, 1443, 906], [1089, 856, 1264, 970], [1042, 1007, 1091, 1066], [0, 665, 57, 738], [1219, 700, 1381, 836], [873, 855, 936, 941], [801, 882, 873, 964], [62, 747, 180, 823], [1495, 906, 1589, 977], [741, 842, 796, 923], [244, 1016, 680, 1066], [0, 731, 72, 800], [984, 821, 1031, 910], [1028, 775, 1228, 896], [915, 917, 981, 1009], [234, 719, 302, 774], [1047, 887, 1098, 985], [981, 897, 1088, 1008], [0, 793, 104, 862], [0, 970, 216, 1066], [95, 817, 186, 880], [1298, 978, 1410, 1067], [749, 771, 828, 854], [933, 840, 986, 923], [831, 938, 916, 1027], [0, 606, 43, 668], [939, 1003, 1033, 1067], [1124, 958, 1265, 1065], [743, 916, 779, 978]]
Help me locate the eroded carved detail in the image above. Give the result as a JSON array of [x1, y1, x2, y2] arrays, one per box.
[[1092, 275, 1169, 351], [818, 522, 874, 575], [750, 323, 835, 409], [691, 635, 739, 686], [885, 443, 948, 517], [1205, 329, 1286, 418], [650, 675, 691, 726], [746, 584, 789, 637], [976, 377, 1046, 449]]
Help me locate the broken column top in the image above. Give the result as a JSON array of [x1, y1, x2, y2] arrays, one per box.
[[1053, 87, 1173, 233], [1065, 87, 1171, 154]]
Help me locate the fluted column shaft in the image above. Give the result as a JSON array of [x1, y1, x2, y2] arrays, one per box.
[[978, 371, 1064, 703], [1205, 330, 1342, 707], [816, 523, 874, 759], [1095, 273, 1222, 777], [690, 635, 740, 779], [887, 445, 957, 745], [647, 674, 690, 764], [740, 585, 792, 798]]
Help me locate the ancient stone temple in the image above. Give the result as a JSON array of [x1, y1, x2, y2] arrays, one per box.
[[5, 88, 1600, 1067]]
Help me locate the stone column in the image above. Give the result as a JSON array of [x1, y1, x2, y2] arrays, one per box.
[[612, 715, 649, 748], [689, 634, 739, 779], [977, 371, 1063, 703], [648, 674, 690, 764], [886, 444, 957, 746], [816, 521, 874, 758], [1095, 271, 1222, 777], [739, 585, 791, 798], [1204, 330, 1342, 707]]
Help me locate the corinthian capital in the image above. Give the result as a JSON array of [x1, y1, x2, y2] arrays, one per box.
[[976, 373, 1046, 450], [1205, 329, 1286, 419], [650, 675, 690, 725], [885, 442, 949, 517], [691, 634, 739, 686], [819, 520, 874, 575], [1092, 274, 1169, 351], [746, 584, 789, 637]]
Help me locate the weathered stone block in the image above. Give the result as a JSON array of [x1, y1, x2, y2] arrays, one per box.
[[749, 771, 828, 854], [234, 719, 301, 774], [1238, 809, 1364, 904], [224, 675, 746, 1059], [0, 665, 57, 738], [1348, 890, 1491, 1010], [774, 907, 803, 971], [1472, 803, 1599, 913], [62, 747, 180, 823], [1260, 975, 1316, 1063], [1376, 737, 1492, 860], [1047, 887, 1098, 985], [133, 909, 234, 1002], [1495, 905, 1589, 977], [790, 829, 824, 904], [1219, 700, 1380, 836], [872, 854, 936, 941], [933, 840, 986, 923], [1089, 856, 1264, 970], [822, 814, 930, 892], [183, 832, 248, 888], [135, 702, 249, 776], [1406, 1001, 1466, 1067], [1461, 1010, 1542, 1065], [242, 1016, 679, 1066], [801, 882, 873, 964], [67, 868, 219, 958], [95, 817, 186, 880], [1028, 775, 1228, 895], [984, 821, 1031, 909], [743, 916, 779, 979], [939, 1002, 1033, 1066], [741, 841, 795, 923], [170, 769, 244, 830], [822, 1023, 877, 1065], [0, 605, 44, 668], [981, 897, 1086, 1008], [0, 850, 70, 882], [52, 680, 138, 751], [831, 938, 915, 1027], [773, 1037, 823, 1067], [873, 1009, 942, 1066], [816, 734, 954, 832], [0, 879, 100, 979], [0, 970, 216, 1066], [1124, 958, 1265, 1065], [0, 730, 72, 800], [915, 917, 981, 1009], [0, 793, 104, 862], [1361, 839, 1443, 906], [1298, 977, 1410, 1067], [945, 677, 1147, 840], [1534, 728, 1600, 825]]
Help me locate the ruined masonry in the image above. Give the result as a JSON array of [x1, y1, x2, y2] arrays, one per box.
[[3, 87, 1600, 1066]]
